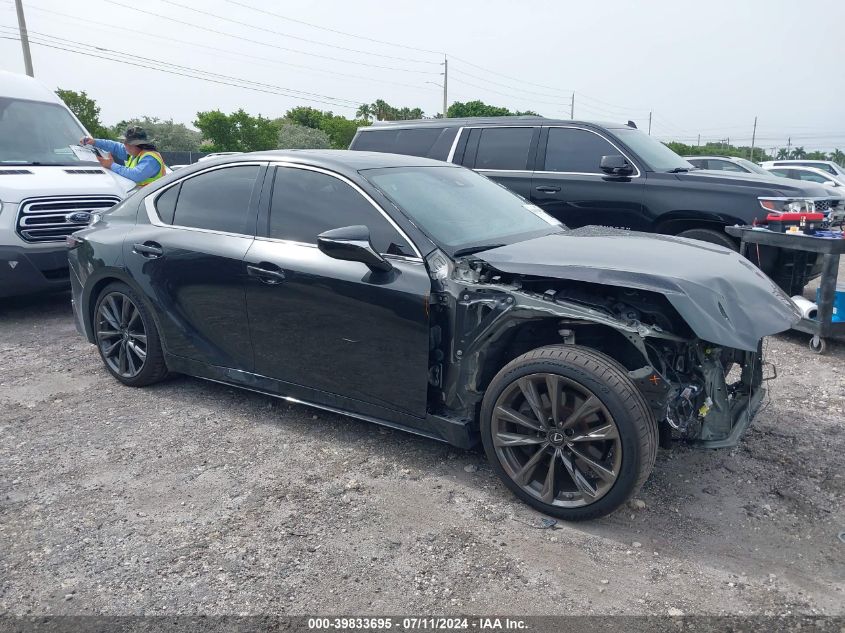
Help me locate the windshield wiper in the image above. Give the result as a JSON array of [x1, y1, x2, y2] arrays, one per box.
[[667, 167, 694, 173], [453, 243, 506, 257]]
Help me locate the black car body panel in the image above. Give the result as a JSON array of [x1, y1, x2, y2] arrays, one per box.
[[477, 228, 799, 352], [69, 151, 797, 460]]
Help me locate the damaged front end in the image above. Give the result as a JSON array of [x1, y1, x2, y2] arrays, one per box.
[[426, 249, 771, 449]]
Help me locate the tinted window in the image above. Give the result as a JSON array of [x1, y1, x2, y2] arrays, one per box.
[[686, 158, 706, 169], [172, 165, 259, 233], [155, 183, 180, 224], [797, 170, 828, 183], [710, 160, 747, 172], [269, 167, 413, 256], [768, 169, 789, 177], [544, 128, 618, 173], [352, 128, 450, 158], [796, 162, 835, 174], [474, 127, 534, 170]]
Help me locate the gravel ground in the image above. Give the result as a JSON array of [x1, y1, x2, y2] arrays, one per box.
[[0, 287, 843, 617]]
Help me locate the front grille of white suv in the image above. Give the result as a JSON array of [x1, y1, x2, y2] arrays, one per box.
[[16, 195, 120, 243]]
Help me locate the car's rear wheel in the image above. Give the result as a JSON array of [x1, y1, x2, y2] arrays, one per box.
[[480, 345, 656, 521], [676, 227, 738, 250], [93, 282, 168, 387]]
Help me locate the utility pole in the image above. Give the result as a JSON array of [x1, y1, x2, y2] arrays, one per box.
[[14, 0, 34, 77], [442, 55, 448, 118], [647, 111, 652, 136], [787, 136, 792, 157], [570, 92, 574, 120], [749, 116, 757, 161], [697, 134, 701, 147]]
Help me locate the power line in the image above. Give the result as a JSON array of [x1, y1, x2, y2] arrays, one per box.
[[160, 0, 439, 65], [0, 26, 361, 106], [224, 0, 444, 56], [0, 32, 361, 110], [99, 0, 438, 75], [16, 2, 440, 95]]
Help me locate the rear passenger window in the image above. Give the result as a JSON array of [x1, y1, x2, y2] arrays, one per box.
[[543, 128, 618, 173], [269, 167, 413, 256], [172, 165, 259, 234], [352, 128, 448, 158], [154, 183, 180, 224], [474, 128, 534, 170]]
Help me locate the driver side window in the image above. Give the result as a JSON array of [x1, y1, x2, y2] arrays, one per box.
[[268, 166, 414, 256]]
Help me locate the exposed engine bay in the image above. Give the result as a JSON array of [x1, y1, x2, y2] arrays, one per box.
[[426, 250, 767, 449]]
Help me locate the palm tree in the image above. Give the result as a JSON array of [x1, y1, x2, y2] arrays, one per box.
[[371, 99, 392, 121], [791, 147, 807, 159], [776, 148, 789, 160], [356, 104, 372, 121], [830, 149, 845, 167]]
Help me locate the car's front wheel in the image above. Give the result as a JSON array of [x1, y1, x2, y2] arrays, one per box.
[[480, 345, 656, 521], [93, 282, 168, 387]]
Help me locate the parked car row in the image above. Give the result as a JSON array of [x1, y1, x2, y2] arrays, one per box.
[[0, 70, 830, 520]]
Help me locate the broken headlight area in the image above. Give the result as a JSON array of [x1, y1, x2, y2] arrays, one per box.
[[647, 340, 764, 448]]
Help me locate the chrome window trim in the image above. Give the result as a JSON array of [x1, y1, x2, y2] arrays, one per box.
[[535, 125, 642, 178], [251, 234, 423, 264], [146, 161, 265, 238], [266, 160, 423, 259], [446, 126, 464, 163]]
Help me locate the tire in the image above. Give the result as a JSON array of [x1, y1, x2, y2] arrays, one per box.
[[675, 227, 738, 251], [92, 281, 168, 387], [480, 345, 657, 521]]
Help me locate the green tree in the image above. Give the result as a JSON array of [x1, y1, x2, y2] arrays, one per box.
[[111, 116, 202, 151], [55, 88, 109, 138], [830, 149, 845, 166], [194, 109, 279, 152], [776, 148, 789, 159], [791, 147, 807, 159], [320, 116, 370, 149], [447, 100, 540, 118], [276, 122, 332, 149], [356, 103, 373, 121], [285, 106, 327, 130], [664, 140, 772, 162]]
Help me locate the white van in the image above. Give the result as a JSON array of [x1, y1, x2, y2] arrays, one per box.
[[0, 71, 134, 299]]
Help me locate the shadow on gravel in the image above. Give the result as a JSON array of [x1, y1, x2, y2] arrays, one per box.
[[0, 290, 72, 317]]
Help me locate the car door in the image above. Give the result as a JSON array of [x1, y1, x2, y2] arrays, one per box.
[[243, 164, 431, 419], [124, 162, 265, 371], [530, 126, 647, 230], [460, 126, 538, 199]]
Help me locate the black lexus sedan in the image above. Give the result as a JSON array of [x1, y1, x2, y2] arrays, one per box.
[[68, 150, 798, 520]]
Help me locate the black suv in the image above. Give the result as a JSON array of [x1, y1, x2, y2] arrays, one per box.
[[350, 118, 834, 294]]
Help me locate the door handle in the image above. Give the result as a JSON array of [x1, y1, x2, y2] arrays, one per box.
[[535, 185, 561, 193], [132, 242, 163, 258], [247, 263, 286, 285]]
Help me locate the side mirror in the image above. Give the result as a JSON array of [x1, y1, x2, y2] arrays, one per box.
[[317, 225, 393, 273], [824, 180, 838, 187], [600, 154, 634, 177]]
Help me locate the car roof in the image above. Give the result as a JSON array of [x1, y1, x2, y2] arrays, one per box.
[[0, 70, 65, 104], [766, 159, 834, 165], [188, 149, 457, 171], [684, 156, 742, 161], [357, 117, 632, 131]]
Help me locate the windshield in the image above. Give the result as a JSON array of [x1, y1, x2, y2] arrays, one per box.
[[732, 157, 770, 175], [0, 97, 91, 165], [362, 166, 562, 253], [612, 128, 694, 172]]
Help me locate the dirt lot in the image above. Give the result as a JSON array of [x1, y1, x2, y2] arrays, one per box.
[[0, 289, 843, 617]]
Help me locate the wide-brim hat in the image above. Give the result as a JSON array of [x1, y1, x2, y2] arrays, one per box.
[[118, 126, 154, 146]]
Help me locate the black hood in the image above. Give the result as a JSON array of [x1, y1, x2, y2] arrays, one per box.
[[676, 170, 831, 198], [477, 228, 800, 351]]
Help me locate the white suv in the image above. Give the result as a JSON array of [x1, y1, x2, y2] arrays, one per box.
[[0, 71, 134, 299], [760, 159, 845, 179]]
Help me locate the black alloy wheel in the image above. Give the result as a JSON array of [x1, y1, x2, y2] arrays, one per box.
[[93, 282, 168, 387], [481, 345, 657, 521]]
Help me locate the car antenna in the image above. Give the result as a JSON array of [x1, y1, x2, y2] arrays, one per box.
[[627, 120, 637, 129]]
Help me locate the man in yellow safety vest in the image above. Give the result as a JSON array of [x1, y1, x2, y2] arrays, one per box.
[[80, 126, 166, 186]]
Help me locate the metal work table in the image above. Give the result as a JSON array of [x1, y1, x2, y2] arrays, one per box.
[[726, 226, 845, 354]]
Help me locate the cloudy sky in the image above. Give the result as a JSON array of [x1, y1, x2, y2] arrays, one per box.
[[1, 0, 843, 152]]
